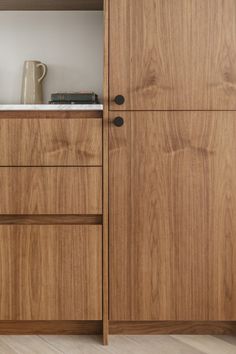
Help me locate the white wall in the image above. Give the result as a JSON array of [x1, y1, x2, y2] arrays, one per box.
[[0, 11, 103, 104]]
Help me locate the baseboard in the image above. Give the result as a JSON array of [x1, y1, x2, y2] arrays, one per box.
[[0, 321, 102, 334], [0, 320, 235, 335], [109, 321, 236, 335]]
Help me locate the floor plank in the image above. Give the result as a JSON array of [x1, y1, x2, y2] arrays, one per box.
[[172, 335, 236, 354], [40, 335, 104, 354], [215, 335, 236, 345], [0, 336, 62, 354], [105, 335, 206, 354], [0, 335, 234, 354], [0, 340, 18, 354]]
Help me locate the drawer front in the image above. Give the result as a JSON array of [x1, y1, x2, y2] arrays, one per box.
[[0, 119, 102, 166], [0, 225, 102, 320], [0, 167, 102, 214]]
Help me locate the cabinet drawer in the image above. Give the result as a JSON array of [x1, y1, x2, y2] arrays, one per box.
[[0, 118, 102, 166], [0, 225, 102, 320], [0, 167, 102, 214]]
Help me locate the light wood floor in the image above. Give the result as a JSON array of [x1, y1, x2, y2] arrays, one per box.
[[0, 335, 235, 353]]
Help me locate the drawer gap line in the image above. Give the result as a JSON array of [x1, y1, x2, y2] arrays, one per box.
[[0, 215, 103, 225]]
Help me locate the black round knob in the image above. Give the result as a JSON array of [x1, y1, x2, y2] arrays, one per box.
[[113, 117, 124, 127], [114, 95, 125, 105]]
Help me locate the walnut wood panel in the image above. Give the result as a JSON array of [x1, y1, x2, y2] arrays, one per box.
[[0, 320, 102, 335], [0, 225, 102, 320], [0, 321, 102, 335], [0, 167, 102, 214], [109, 111, 236, 321], [109, 321, 236, 335], [0, 111, 102, 119], [0, 215, 102, 225], [0, 119, 102, 166], [0, 320, 234, 335], [109, 0, 236, 110], [0, 0, 103, 10]]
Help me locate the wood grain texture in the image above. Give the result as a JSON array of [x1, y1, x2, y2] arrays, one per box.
[[109, 111, 236, 321], [0, 119, 102, 166], [0, 111, 102, 119], [102, 0, 109, 345], [109, 322, 236, 335], [0, 225, 102, 320], [0, 215, 102, 225], [0, 0, 103, 10], [0, 167, 102, 215], [109, 0, 236, 110], [0, 321, 102, 334]]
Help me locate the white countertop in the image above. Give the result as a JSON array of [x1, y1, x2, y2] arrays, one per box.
[[0, 104, 103, 111]]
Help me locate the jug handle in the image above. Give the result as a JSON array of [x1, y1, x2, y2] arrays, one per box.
[[37, 63, 47, 82]]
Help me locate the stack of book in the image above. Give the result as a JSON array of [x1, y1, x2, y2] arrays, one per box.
[[49, 92, 99, 104]]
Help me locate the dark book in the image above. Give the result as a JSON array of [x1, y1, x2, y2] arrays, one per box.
[[51, 92, 98, 103], [49, 101, 99, 105]]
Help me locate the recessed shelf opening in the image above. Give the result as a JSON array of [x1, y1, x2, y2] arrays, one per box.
[[0, 4, 104, 107]]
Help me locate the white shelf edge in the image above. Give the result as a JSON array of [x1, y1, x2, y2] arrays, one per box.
[[0, 104, 103, 111]]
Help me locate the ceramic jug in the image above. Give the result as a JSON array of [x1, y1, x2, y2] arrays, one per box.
[[21, 60, 47, 104]]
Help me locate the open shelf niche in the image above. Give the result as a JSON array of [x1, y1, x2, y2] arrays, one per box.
[[0, 3, 104, 106]]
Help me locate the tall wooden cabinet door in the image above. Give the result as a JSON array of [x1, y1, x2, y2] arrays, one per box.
[[109, 0, 236, 110], [109, 112, 236, 320]]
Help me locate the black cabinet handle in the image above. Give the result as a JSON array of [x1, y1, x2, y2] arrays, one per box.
[[114, 95, 125, 105], [113, 117, 124, 127]]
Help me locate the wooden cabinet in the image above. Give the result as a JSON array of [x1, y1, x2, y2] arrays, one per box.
[[109, 0, 236, 110], [108, 1, 236, 332], [109, 111, 236, 321], [2, 0, 236, 340], [0, 110, 103, 328], [0, 225, 102, 320]]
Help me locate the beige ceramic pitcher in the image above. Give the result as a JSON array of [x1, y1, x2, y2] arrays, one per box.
[[21, 60, 47, 104]]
